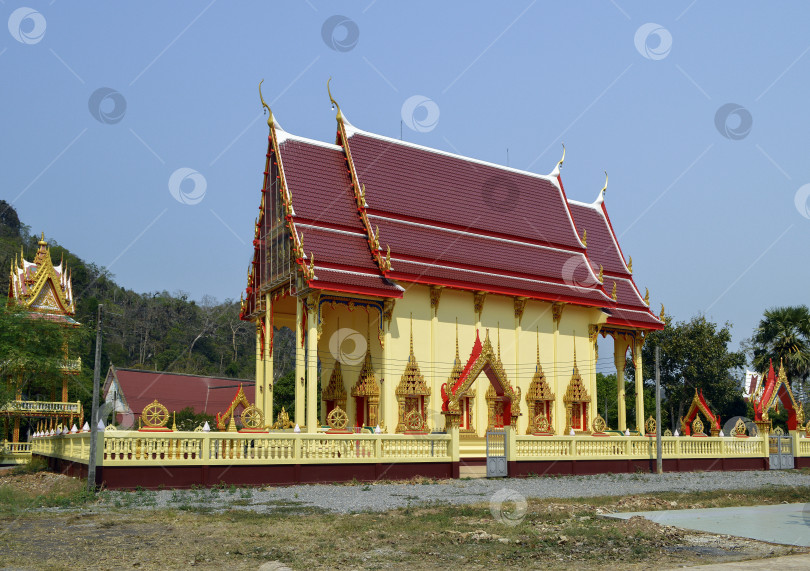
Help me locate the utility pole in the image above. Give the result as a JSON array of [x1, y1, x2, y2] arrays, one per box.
[[87, 304, 103, 493], [655, 346, 662, 475]]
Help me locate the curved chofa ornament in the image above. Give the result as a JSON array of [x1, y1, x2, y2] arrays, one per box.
[[550, 143, 565, 177], [327, 77, 343, 120], [259, 79, 275, 128], [441, 329, 521, 431]]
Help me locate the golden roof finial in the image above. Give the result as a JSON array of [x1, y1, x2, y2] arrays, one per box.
[[601, 171, 608, 195], [409, 312, 414, 354], [38, 232, 46, 245], [611, 281, 617, 301], [536, 326, 540, 367], [556, 143, 565, 171], [581, 229, 587, 247], [659, 304, 665, 320], [455, 318, 459, 359], [644, 288, 650, 306], [259, 79, 274, 128], [627, 256, 633, 274], [327, 77, 343, 120]]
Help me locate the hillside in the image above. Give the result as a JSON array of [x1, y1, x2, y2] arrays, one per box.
[[1, 200, 294, 412]]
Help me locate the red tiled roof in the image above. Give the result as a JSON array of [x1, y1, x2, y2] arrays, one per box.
[[347, 131, 583, 250], [104, 367, 256, 417], [277, 135, 403, 297], [568, 198, 663, 330], [242, 112, 664, 331]]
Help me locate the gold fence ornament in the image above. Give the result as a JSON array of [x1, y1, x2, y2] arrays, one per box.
[[732, 418, 747, 437], [241, 405, 264, 429], [645, 415, 656, 435], [592, 415, 607, 434], [326, 407, 348, 431], [663, 428, 672, 437], [141, 400, 169, 428]]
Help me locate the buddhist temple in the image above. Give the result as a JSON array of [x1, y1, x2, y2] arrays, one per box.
[[3, 234, 82, 455], [239, 81, 664, 445]]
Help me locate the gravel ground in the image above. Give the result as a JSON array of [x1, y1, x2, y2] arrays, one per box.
[[98, 470, 810, 514]]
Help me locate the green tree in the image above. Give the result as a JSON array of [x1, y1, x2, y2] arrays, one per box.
[[749, 305, 810, 400], [0, 304, 88, 405], [627, 314, 746, 431]]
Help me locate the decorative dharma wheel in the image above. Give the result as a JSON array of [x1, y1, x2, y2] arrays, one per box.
[[645, 415, 656, 435], [141, 399, 169, 428], [592, 415, 607, 433], [241, 405, 264, 429], [404, 410, 425, 432], [327, 406, 349, 430], [732, 418, 747, 436], [535, 415, 551, 433]]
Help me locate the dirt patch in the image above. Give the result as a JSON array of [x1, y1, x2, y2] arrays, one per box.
[[0, 471, 82, 497]]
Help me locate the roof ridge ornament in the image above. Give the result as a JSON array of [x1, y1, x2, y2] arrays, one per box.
[[327, 77, 343, 121], [549, 143, 565, 178], [258, 79, 276, 129], [595, 171, 608, 205]]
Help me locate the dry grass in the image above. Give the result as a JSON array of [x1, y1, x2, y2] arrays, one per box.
[[0, 469, 808, 570]]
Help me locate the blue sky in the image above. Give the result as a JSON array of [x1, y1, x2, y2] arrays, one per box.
[[3, 1, 810, 360]]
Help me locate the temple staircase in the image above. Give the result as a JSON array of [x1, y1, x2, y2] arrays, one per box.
[[458, 436, 487, 478]]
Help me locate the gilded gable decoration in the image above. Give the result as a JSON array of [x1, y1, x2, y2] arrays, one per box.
[[429, 285, 443, 315], [395, 320, 430, 433], [526, 330, 555, 434], [563, 343, 590, 434], [441, 329, 521, 430], [322, 361, 347, 422]]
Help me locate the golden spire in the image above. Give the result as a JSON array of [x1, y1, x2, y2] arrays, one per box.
[[536, 327, 540, 368], [409, 312, 414, 354], [581, 230, 587, 247], [455, 318, 459, 359], [611, 282, 617, 301], [259, 79, 274, 128], [644, 288, 650, 306], [627, 256, 633, 274], [659, 304, 665, 320], [327, 77, 343, 120]]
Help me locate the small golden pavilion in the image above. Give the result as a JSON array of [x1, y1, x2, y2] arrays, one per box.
[[240, 83, 664, 438], [5, 235, 82, 443]]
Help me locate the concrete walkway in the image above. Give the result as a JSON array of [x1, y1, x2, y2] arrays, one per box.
[[677, 553, 810, 569], [608, 503, 810, 547]]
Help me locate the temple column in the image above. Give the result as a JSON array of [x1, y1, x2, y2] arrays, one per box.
[[588, 326, 598, 431], [380, 310, 389, 431], [255, 320, 265, 418], [294, 297, 305, 427], [614, 335, 629, 432], [61, 378, 68, 403], [12, 417, 20, 443], [633, 334, 645, 432], [264, 294, 274, 423], [306, 294, 319, 432]]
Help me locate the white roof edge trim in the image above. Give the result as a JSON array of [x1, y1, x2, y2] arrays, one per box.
[[315, 267, 405, 291], [277, 132, 343, 151], [295, 223, 366, 237], [345, 126, 559, 184], [391, 258, 612, 301], [367, 214, 583, 257]]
